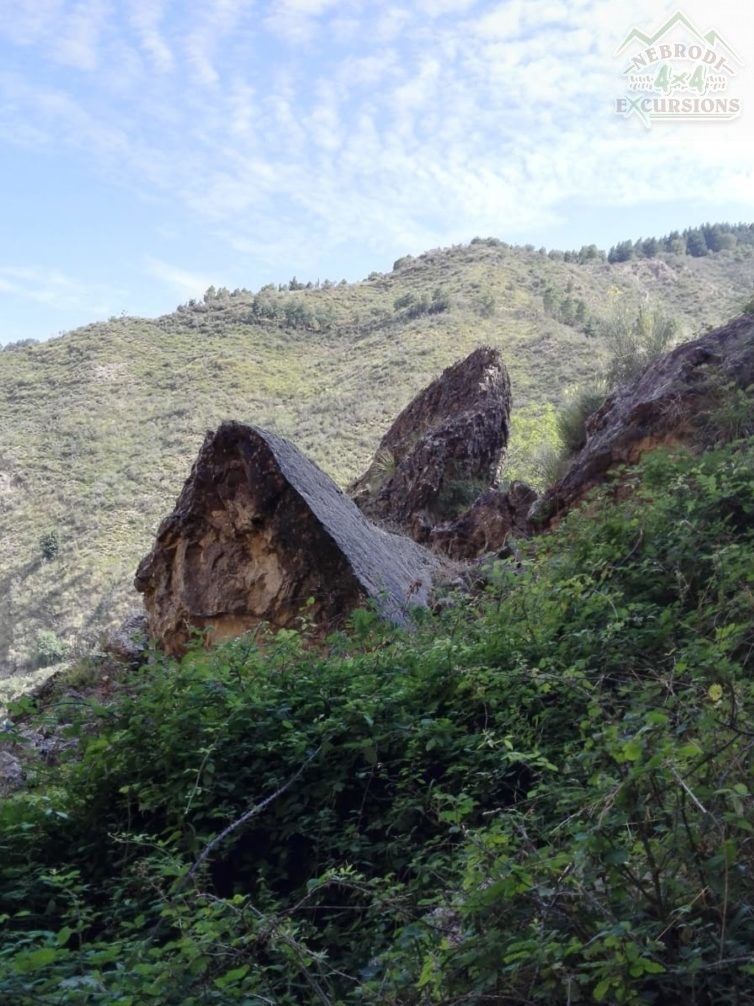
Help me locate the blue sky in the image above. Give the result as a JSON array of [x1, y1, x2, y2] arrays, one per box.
[[1, 0, 753, 344]]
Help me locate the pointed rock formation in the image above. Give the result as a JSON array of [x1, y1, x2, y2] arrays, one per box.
[[429, 482, 537, 560], [349, 347, 511, 541], [135, 423, 437, 657], [535, 314, 754, 526]]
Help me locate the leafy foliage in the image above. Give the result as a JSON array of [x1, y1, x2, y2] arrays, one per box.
[[602, 306, 678, 387], [34, 630, 67, 667], [556, 383, 608, 454], [2, 434, 754, 1003]]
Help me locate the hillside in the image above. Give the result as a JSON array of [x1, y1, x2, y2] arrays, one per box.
[[2, 236, 754, 692]]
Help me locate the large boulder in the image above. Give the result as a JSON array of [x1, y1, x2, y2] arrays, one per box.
[[429, 482, 537, 560], [135, 422, 437, 657], [349, 347, 511, 541], [536, 315, 754, 525]]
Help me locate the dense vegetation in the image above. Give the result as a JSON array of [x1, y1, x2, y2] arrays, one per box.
[[607, 223, 754, 265], [2, 391, 754, 1003], [2, 230, 754, 694]]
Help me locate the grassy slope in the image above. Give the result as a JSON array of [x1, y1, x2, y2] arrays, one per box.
[[1, 239, 753, 687]]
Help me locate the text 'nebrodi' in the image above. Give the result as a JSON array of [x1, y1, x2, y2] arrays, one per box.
[[614, 11, 743, 127]]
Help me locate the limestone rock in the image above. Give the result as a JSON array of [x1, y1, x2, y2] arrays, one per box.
[[429, 482, 537, 560], [135, 423, 437, 656], [104, 613, 149, 666], [349, 347, 511, 541], [536, 315, 754, 525], [0, 750, 23, 794]]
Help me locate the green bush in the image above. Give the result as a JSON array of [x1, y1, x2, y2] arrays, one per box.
[[504, 404, 559, 490], [2, 439, 754, 1003], [602, 306, 679, 386], [556, 383, 607, 454], [35, 629, 67, 667], [39, 530, 59, 562]]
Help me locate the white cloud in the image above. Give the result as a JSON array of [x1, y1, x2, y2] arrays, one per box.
[[145, 258, 214, 301], [0, 0, 64, 46], [0, 265, 123, 312], [53, 0, 110, 70], [416, 0, 479, 16], [264, 0, 341, 42], [0, 0, 752, 310], [128, 0, 174, 72]]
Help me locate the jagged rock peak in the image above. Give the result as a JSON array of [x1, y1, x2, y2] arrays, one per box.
[[349, 346, 512, 541], [135, 422, 437, 656], [536, 314, 754, 526]]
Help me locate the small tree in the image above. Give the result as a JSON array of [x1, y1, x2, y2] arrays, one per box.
[[603, 306, 678, 387], [39, 530, 59, 562], [608, 240, 634, 263], [429, 287, 451, 313], [36, 630, 67, 667], [685, 229, 708, 257]]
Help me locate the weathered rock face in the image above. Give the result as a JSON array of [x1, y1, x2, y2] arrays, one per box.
[[135, 422, 437, 657], [349, 347, 511, 542], [429, 482, 537, 560], [536, 315, 754, 525], [104, 613, 149, 666], [0, 750, 24, 796]]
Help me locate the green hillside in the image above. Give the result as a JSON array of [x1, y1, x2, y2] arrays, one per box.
[[2, 235, 754, 693]]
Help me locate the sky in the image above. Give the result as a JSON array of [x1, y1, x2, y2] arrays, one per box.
[[1, 0, 753, 344]]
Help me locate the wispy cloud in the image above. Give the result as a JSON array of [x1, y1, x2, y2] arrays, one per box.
[[264, 0, 343, 43], [53, 0, 110, 70], [0, 0, 752, 309], [0, 265, 122, 313], [145, 257, 214, 301], [128, 0, 174, 73]]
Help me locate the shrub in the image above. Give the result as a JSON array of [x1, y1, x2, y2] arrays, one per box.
[[392, 255, 413, 271], [393, 292, 415, 311], [602, 306, 679, 386], [39, 530, 59, 561], [35, 629, 67, 667], [3, 338, 39, 351], [504, 404, 560, 490], [429, 286, 451, 313], [556, 383, 607, 454], [475, 291, 496, 317], [435, 474, 489, 516]]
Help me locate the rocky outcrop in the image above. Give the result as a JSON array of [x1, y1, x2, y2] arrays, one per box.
[[0, 750, 23, 795], [349, 347, 511, 542], [135, 422, 437, 657], [104, 613, 149, 666], [429, 482, 537, 560], [536, 315, 754, 525]]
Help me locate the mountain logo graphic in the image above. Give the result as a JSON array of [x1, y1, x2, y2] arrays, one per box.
[[614, 9, 744, 127]]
